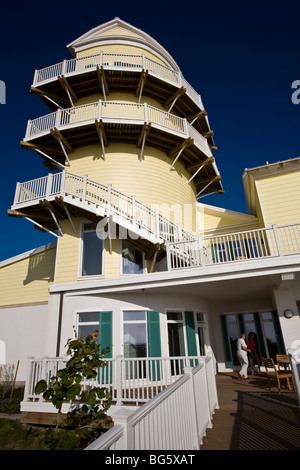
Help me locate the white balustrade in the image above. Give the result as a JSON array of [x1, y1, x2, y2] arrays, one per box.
[[12, 171, 300, 268], [23, 355, 204, 405], [33, 52, 181, 87], [23, 352, 218, 450], [13, 171, 195, 244], [166, 223, 300, 270], [24, 100, 190, 140], [85, 350, 218, 450]]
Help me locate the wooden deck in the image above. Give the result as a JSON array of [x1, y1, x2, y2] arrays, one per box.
[[201, 372, 300, 450]]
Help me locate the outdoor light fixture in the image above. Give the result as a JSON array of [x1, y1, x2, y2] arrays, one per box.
[[284, 309, 294, 319]]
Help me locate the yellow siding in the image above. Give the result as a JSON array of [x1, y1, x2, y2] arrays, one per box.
[[104, 238, 120, 278], [256, 170, 300, 226], [198, 206, 259, 235], [0, 247, 56, 307], [75, 92, 165, 111], [55, 218, 121, 285], [76, 44, 168, 67], [55, 218, 81, 284], [68, 143, 197, 232], [96, 27, 142, 39]]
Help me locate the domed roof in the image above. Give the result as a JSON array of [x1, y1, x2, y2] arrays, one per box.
[[67, 17, 180, 72]]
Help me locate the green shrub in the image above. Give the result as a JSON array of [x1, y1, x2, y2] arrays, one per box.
[[34, 330, 112, 450]]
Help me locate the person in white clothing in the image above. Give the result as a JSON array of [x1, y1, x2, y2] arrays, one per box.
[[237, 333, 251, 379]]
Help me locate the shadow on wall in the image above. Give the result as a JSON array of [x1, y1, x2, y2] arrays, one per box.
[[24, 249, 55, 285]]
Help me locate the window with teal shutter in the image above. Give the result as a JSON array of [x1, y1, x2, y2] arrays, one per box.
[[185, 311, 198, 365], [147, 310, 161, 380]]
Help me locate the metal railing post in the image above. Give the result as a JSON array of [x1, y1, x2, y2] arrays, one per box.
[[166, 242, 172, 270], [60, 170, 66, 194], [132, 196, 136, 223], [55, 109, 61, 128], [46, 173, 53, 197], [82, 174, 87, 202], [272, 224, 284, 256], [155, 209, 160, 238], [13, 182, 21, 205], [116, 354, 123, 406], [198, 236, 206, 266], [61, 60, 67, 75]]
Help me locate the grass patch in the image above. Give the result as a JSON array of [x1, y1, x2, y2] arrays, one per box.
[[0, 418, 49, 450]]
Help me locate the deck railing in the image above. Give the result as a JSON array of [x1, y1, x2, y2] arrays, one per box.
[[13, 171, 195, 244], [23, 354, 205, 407], [166, 223, 300, 269], [85, 350, 218, 450], [32, 52, 204, 109], [24, 100, 211, 157]]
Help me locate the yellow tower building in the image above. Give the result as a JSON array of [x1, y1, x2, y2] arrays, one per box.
[[11, 17, 223, 284], [3, 19, 300, 404]]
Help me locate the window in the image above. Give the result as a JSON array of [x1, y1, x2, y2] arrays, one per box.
[[77, 312, 99, 341], [123, 311, 147, 358], [81, 223, 103, 277], [221, 311, 285, 367], [122, 240, 144, 275]]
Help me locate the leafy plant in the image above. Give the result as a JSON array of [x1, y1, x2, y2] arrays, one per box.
[[34, 330, 112, 450]]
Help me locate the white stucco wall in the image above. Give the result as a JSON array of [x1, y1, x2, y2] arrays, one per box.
[[0, 303, 49, 381], [45, 290, 211, 360]]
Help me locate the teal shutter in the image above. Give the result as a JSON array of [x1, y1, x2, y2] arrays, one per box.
[[272, 310, 285, 354], [253, 312, 267, 358], [99, 311, 112, 382], [220, 315, 232, 368], [237, 313, 245, 336], [185, 311, 198, 365], [147, 310, 161, 380]]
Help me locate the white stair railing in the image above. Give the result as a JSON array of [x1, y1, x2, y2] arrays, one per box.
[[85, 350, 218, 450], [13, 171, 195, 244]]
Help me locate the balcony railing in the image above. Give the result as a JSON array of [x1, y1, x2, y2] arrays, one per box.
[[32, 52, 204, 110], [24, 100, 211, 158], [12, 171, 195, 244], [23, 354, 204, 407], [166, 223, 300, 269]]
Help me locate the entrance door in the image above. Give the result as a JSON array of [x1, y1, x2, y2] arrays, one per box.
[[196, 312, 206, 356]]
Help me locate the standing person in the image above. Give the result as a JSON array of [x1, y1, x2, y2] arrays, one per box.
[[247, 332, 262, 375], [237, 333, 250, 379]]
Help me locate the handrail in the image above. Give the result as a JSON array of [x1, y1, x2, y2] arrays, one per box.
[[32, 51, 204, 110], [13, 170, 195, 244], [84, 349, 218, 450], [24, 100, 211, 158]]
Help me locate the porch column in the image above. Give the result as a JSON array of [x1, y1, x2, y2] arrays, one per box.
[[273, 282, 300, 350]]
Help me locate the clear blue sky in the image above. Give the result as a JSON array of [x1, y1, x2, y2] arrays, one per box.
[[1, 0, 300, 261]]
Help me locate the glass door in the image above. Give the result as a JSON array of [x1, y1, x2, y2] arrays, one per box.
[[196, 312, 206, 356], [123, 311, 147, 379], [167, 312, 186, 375]]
